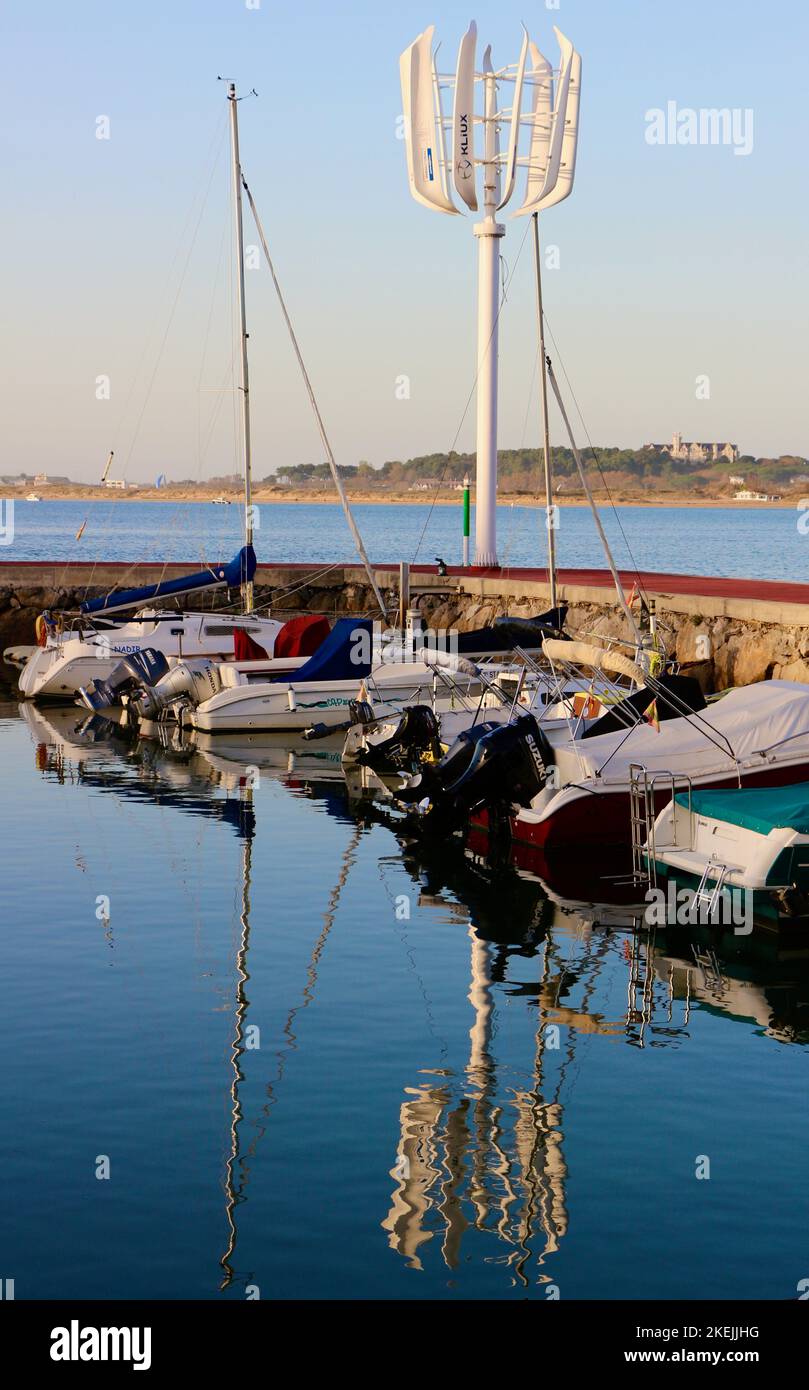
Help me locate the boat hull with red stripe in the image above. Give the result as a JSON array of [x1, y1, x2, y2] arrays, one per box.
[[507, 758, 809, 852]]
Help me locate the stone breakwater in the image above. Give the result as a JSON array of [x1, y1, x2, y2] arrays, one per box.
[[2, 561, 808, 694], [423, 599, 809, 692]]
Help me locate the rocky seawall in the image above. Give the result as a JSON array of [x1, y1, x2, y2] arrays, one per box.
[[417, 596, 809, 692], [2, 561, 808, 694]]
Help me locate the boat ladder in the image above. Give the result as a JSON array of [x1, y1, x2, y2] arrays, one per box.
[[691, 943, 724, 992], [692, 857, 729, 922], [629, 765, 694, 890]]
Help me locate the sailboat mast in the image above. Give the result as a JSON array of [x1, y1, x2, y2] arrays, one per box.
[[532, 213, 557, 610], [228, 82, 254, 615]]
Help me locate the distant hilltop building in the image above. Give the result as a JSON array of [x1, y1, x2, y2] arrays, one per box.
[[644, 432, 740, 464]]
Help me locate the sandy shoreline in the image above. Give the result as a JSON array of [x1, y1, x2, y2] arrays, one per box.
[[5, 487, 800, 509]]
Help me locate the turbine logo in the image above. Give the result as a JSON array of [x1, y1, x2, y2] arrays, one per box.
[[458, 112, 470, 156], [456, 157, 473, 180]]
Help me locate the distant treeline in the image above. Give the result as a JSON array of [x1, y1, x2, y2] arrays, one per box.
[[268, 449, 809, 491]]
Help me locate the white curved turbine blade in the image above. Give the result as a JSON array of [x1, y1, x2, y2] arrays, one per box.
[[481, 43, 500, 208], [497, 25, 529, 210], [512, 40, 553, 216], [541, 28, 574, 201], [534, 47, 581, 212], [431, 43, 454, 204], [515, 27, 573, 216], [452, 19, 478, 211], [399, 26, 458, 215]]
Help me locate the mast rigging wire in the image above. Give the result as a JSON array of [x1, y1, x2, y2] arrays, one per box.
[[542, 314, 650, 608], [240, 173, 387, 621]]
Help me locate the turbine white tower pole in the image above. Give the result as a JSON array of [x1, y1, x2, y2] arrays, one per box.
[[473, 50, 504, 567]]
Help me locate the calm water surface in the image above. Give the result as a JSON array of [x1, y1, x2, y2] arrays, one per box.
[[1, 701, 808, 1300], [4, 498, 807, 580]]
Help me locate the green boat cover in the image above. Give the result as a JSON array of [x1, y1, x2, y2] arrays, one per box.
[[675, 783, 809, 837]]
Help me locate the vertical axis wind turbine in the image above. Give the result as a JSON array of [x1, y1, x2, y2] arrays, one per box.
[[399, 21, 581, 569]]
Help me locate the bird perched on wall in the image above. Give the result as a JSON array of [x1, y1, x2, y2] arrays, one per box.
[[435, 556, 448, 577]]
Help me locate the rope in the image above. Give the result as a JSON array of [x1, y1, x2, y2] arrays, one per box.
[[543, 314, 650, 608]]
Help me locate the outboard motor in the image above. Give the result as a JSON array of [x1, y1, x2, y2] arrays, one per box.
[[394, 718, 502, 802], [400, 714, 553, 836], [304, 699, 377, 743], [354, 704, 443, 773], [75, 712, 134, 745], [129, 658, 223, 721], [78, 648, 169, 712]]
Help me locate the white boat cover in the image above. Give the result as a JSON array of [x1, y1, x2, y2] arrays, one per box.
[[424, 651, 480, 678], [542, 637, 645, 685], [553, 681, 809, 787]]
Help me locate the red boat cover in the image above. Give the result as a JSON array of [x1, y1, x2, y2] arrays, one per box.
[[273, 614, 331, 659], [233, 628, 269, 661]]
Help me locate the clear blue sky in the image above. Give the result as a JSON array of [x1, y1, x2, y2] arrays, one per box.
[[2, 0, 807, 482]]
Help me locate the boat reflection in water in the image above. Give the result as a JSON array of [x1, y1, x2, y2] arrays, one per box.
[[18, 702, 809, 1295]]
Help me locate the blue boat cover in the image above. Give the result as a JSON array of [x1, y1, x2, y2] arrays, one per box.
[[277, 617, 373, 683], [676, 783, 809, 836], [80, 546, 256, 615]]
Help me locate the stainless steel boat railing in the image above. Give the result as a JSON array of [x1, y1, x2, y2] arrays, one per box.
[[629, 765, 694, 890]]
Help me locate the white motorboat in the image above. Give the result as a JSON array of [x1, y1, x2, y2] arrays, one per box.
[[187, 620, 490, 733], [644, 781, 809, 925], [17, 602, 285, 701], [188, 664, 476, 734]]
